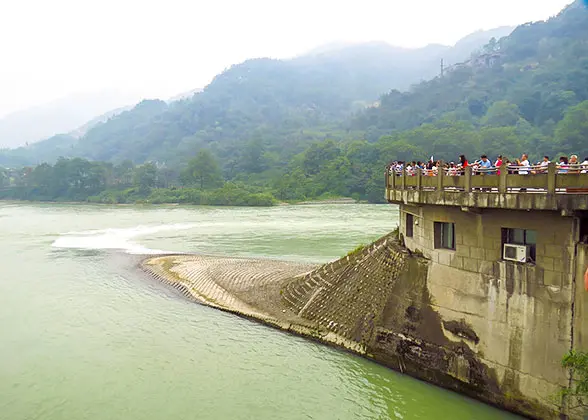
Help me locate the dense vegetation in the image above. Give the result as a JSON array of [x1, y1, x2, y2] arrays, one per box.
[[353, 1, 588, 159], [0, 2, 586, 205], [0, 154, 275, 206], [562, 350, 588, 410]]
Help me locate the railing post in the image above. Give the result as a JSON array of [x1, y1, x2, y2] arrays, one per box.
[[416, 168, 422, 191], [499, 162, 508, 193], [547, 162, 556, 194], [437, 160, 444, 192], [390, 167, 396, 190], [464, 166, 472, 192], [385, 167, 390, 190], [401, 167, 406, 190]]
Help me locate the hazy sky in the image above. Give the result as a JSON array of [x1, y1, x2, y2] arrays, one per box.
[[0, 0, 572, 117]]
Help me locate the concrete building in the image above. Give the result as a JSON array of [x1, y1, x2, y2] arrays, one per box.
[[387, 163, 588, 416]]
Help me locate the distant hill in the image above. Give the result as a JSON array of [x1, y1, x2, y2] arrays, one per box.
[[298, 26, 514, 91], [352, 0, 588, 155], [167, 88, 203, 103], [68, 105, 133, 139], [0, 90, 141, 149], [337, 0, 588, 167], [0, 25, 515, 167]]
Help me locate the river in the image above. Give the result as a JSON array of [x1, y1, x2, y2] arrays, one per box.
[[0, 203, 518, 419]]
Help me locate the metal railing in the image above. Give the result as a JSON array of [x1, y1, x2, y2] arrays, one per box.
[[386, 162, 588, 194]]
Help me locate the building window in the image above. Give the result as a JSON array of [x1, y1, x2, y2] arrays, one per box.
[[502, 228, 536, 262], [434, 222, 455, 250], [406, 213, 414, 237]]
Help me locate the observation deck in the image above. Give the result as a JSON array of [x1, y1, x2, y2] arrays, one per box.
[[386, 163, 588, 214]]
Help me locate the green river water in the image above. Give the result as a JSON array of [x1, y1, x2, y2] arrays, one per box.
[[0, 203, 518, 420]]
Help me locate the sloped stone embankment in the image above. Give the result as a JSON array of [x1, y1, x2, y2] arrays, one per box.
[[142, 232, 557, 419]]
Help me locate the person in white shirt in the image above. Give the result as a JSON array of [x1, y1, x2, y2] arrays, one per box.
[[538, 155, 550, 173], [581, 157, 588, 174], [517, 153, 530, 175], [570, 155, 580, 173]]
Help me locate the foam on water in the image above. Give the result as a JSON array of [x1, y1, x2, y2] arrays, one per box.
[[51, 223, 197, 254]]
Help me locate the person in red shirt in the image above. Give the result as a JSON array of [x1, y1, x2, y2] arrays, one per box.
[[494, 155, 503, 175], [458, 155, 468, 174]]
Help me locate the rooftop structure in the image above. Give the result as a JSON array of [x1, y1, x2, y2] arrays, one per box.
[[386, 162, 588, 214]]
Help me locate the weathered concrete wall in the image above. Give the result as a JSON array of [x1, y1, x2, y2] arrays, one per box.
[[574, 244, 588, 350], [397, 204, 578, 417]]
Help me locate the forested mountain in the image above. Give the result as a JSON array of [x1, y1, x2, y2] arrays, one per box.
[[0, 26, 512, 168], [1, 2, 586, 206], [68, 105, 133, 138], [353, 0, 588, 160]]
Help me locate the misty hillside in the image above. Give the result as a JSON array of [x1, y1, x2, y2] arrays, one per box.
[[0, 26, 513, 167], [301, 25, 515, 90], [1, 1, 586, 205], [68, 105, 133, 139], [0, 91, 141, 149], [167, 88, 203, 103], [351, 0, 588, 160]]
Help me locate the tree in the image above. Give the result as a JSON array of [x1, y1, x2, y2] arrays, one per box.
[[240, 138, 267, 173], [113, 160, 135, 187], [302, 140, 341, 176], [561, 350, 588, 410], [133, 163, 158, 193], [555, 100, 588, 157], [482, 101, 521, 127], [181, 149, 223, 189]]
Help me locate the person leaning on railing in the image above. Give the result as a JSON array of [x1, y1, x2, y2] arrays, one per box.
[[494, 155, 503, 175], [515, 154, 530, 174], [535, 156, 550, 174], [582, 157, 588, 174], [569, 155, 580, 174], [558, 156, 569, 173], [478, 155, 493, 174]]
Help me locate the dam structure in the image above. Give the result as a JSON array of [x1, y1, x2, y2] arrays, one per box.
[[143, 162, 588, 419]]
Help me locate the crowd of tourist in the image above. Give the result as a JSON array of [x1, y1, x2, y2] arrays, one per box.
[[388, 154, 588, 176]]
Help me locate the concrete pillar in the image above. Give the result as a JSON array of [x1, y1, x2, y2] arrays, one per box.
[[437, 161, 445, 191], [499, 162, 508, 193], [548, 162, 556, 194], [464, 166, 472, 193]]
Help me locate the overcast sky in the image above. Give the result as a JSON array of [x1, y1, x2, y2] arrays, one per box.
[[0, 0, 572, 117]]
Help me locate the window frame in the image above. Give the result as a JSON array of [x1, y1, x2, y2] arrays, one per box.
[[405, 213, 414, 238], [501, 227, 537, 262], [434, 222, 456, 250]]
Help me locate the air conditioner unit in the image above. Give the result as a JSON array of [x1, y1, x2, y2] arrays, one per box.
[[503, 244, 530, 263]]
